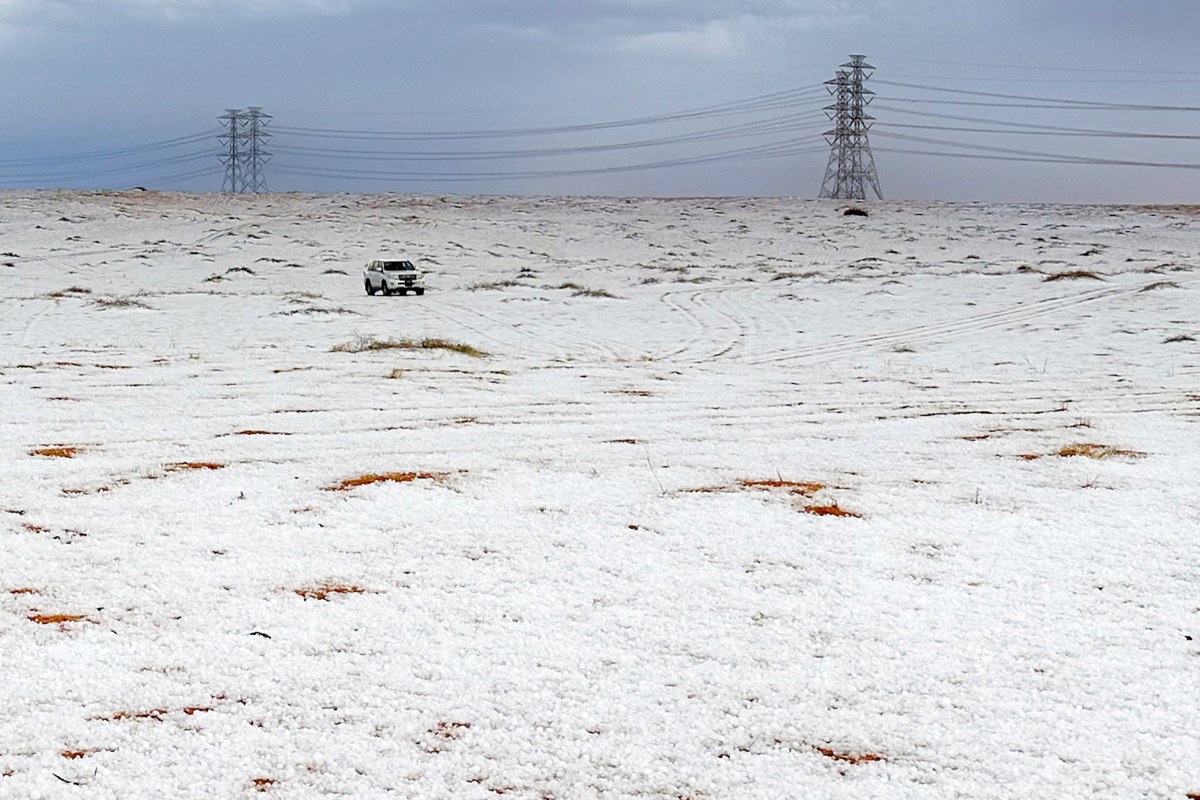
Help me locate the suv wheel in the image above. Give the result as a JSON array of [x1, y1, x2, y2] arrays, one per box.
[[365, 280, 375, 296], [381, 282, 391, 296], [415, 288, 425, 296]]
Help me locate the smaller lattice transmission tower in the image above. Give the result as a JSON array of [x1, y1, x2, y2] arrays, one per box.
[[218, 107, 272, 193], [818, 55, 882, 200]]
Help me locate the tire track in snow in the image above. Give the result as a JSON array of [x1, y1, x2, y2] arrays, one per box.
[[742, 279, 1188, 366]]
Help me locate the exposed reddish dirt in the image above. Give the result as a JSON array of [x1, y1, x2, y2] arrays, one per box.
[[30, 446, 80, 458], [323, 471, 446, 491], [28, 613, 87, 625], [813, 745, 883, 764], [803, 503, 862, 518]]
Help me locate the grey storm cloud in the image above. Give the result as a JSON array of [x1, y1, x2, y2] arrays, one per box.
[[0, 0, 1194, 201]]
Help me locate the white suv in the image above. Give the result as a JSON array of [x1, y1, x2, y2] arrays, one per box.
[[364, 260, 426, 296]]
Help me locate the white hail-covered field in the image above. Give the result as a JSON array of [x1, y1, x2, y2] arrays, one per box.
[[1, 190, 1198, 799]]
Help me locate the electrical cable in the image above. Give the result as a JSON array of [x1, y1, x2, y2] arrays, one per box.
[[273, 85, 828, 141], [270, 113, 829, 162]]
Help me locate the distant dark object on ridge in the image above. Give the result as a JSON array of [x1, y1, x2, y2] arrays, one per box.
[[843, 207, 869, 217]]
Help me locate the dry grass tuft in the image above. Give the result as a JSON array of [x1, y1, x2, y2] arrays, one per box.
[[1043, 270, 1103, 282], [294, 583, 366, 601], [1139, 280, 1180, 292], [230, 430, 288, 436], [332, 335, 487, 357], [8, 588, 39, 595], [47, 286, 92, 298], [251, 778, 276, 792], [28, 613, 87, 625], [802, 503, 862, 518], [165, 461, 225, 472], [91, 295, 152, 309], [813, 745, 883, 764], [105, 709, 168, 721], [60, 750, 92, 760], [30, 446, 80, 458], [571, 286, 618, 298], [1056, 443, 1146, 459], [468, 280, 524, 291], [324, 471, 446, 491]]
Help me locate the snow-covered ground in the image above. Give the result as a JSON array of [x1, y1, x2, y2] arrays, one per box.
[[2, 190, 1198, 799]]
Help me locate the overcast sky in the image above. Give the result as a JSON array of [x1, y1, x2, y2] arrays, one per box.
[[1, 0, 1197, 201]]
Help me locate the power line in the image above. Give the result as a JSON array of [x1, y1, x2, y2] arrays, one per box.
[[876, 55, 1200, 76], [0, 131, 216, 168], [872, 130, 1200, 169], [873, 105, 1200, 138], [273, 85, 827, 141], [270, 112, 828, 162], [874, 80, 1200, 112], [271, 137, 827, 183]]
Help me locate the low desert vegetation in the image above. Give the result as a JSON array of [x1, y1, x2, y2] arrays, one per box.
[[1163, 333, 1196, 343], [165, 461, 225, 472], [553, 282, 617, 298], [468, 279, 524, 291], [331, 335, 488, 357], [1139, 280, 1180, 292], [1056, 443, 1146, 459], [293, 583, 365, 601], [1022, 443, 1146, 460], [46, 286, 91, 298], [90, 295, 152, 308], [1043, 270, 1103, 282]]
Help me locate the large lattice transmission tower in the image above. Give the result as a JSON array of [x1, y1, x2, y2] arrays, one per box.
[[218, 109, 243, 193], [241, 107, 272, 193], [217, 107, 271, 193], [819, 55, 882, 200]]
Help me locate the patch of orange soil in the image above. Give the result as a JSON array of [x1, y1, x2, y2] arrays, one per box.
[[30, 446, 80, 458], [323, 471, 446, 491]]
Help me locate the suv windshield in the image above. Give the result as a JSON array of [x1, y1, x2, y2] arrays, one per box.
[[383, 261, 415, 271]]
